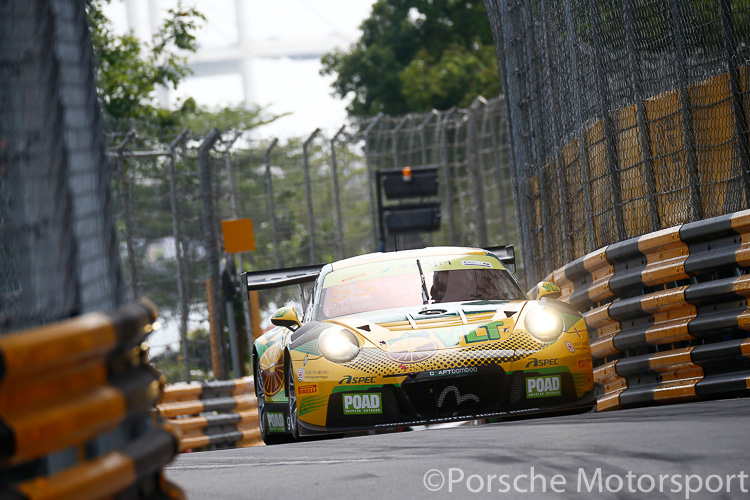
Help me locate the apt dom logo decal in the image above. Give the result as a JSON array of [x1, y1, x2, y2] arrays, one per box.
[[342, 393, 382, 415], [526, 375, 562, 399]]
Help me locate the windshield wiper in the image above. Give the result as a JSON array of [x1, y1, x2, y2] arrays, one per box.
[[416, 259, 429, 305]]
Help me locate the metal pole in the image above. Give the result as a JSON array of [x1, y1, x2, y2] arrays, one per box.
[[222, 130, 253, 376], [671, 0, 702, 220], [198, 128, 226, 379], [418, 111, 437, 167], [331, 125, 346, 259], [115, 130, 138, 299], [720, 0, 750, 205], [264, 138, 281, 268], [440, 108, 458, 245], [565, 0, 597, 252], [623, 0, 660, 232], [392, 116, 409, 169], [167, 130, 190, 382], [363, 115, 382, 251], [303, 128, 321, 263], [468, 97, 489, 247], [540, 0, 573, 263], [226, 300, 241, 377], [589, 0, 625, 242]]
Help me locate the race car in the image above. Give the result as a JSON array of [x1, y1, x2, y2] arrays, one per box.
[[243, 246, 595, 445]]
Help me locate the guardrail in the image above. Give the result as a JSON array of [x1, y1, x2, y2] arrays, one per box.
[[544, 209, 750, 412], [157, 377, 261, 451], [0, 299, 183, 500]]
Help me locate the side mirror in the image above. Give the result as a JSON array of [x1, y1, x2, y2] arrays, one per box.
[[271, 306, 301, 331], [535, 281, 561, 300]]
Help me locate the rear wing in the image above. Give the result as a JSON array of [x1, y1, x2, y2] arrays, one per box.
[[484, 245, 515, 273], [241, 264, 324, 294]]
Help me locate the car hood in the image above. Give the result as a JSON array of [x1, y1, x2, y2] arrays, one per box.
[[323, 300, 527, 351]]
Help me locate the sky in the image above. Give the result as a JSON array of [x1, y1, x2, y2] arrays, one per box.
[[105, 0, 377, 139]]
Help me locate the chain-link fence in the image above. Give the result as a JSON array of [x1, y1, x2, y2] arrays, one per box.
[[0, 0, 122, 335], [108, 94, 519, 381], [485, 0, 750, 282]]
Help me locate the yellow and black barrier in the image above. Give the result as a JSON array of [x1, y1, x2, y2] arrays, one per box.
[[157, 377, 261, 452], [542, 209, 750, 412], [0, 299, 182, 500]]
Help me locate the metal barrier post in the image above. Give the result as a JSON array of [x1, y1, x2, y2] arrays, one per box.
[[303, 128, 321, 263], [199, 128, 226, 379], [115, 130, 138, 299], [264, 138, 280, 268], [720, 0, 750, 204], [167, 130, 190, 382], [363, 115, 382, 252], [623, 0, 660, 232], [330, 126, 346, 259], [468, 97, 489, 247], [671, 0, 703, 220], [439, 109, 458, 245]]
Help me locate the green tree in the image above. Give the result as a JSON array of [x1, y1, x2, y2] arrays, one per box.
[[321, 0, 500, 117]]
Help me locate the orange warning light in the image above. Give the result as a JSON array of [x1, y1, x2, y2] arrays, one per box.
[[402, 166, 412, 182]]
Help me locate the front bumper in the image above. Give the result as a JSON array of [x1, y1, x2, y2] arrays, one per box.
[[297, 365, 595, 437]]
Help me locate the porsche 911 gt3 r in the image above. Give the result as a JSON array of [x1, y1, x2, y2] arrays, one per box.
[[243, 246, 595, 444]]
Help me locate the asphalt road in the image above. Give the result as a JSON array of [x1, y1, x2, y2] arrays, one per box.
[[165, 398, 750, 499]]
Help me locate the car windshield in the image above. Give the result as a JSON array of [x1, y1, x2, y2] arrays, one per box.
[[315, 254, 525, 319]]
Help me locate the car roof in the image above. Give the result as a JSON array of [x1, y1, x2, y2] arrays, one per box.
[[330, 246, 490, 271]]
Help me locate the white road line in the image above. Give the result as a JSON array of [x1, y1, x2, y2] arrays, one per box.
[[166, 458, 385, 470]]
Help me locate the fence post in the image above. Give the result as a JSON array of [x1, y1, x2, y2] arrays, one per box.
[[331, 126, 346, 259], [564, 0, 597, 252], [671, 0, 702, 220], [223, 130, 250, 378], [439, 108, 458, 245], [589, 0, 626, 242], [303, 128, 321, 263], [487, 100, 511, 246], [115, 130, 138, 299], [418, 110, 438, 167], [363, 115, 382, 252], [264, 138, 281, 268], [392, 116, 409, 169], [623, 0, 660, 232], [167, 130, 190, 382], [540, 0, 573, 264], [522, 0, 553, 268], [198, 128, 227, 379], [720, 0, 750, 205], [468, 97, 489, 247]]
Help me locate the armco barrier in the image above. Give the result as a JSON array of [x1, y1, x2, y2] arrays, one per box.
[[543, 209, 750, 412], [157, 377, 261, 451], [0, 299, 183, 500]]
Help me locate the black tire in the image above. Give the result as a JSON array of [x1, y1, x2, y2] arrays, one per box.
[[256, 355, 294, 445]]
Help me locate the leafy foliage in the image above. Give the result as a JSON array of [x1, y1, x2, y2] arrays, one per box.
[[321, 0, 500, 117]]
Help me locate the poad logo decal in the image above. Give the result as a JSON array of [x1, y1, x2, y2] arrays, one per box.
[[343, 393, 382, 415], [526, 375, 562, 398], [267, 412, 285, 433]]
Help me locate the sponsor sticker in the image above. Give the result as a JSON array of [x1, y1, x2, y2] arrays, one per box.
[[578, 358, 592, 369], [461, 260, 493, 268], [339, 375, 376, 385], [298, 384, 317, 394], [565, 341, 575, 353], [525, 357, 559, 368], [267, 412, 286, 433], [429, 366, 479, 377], [343, 393, 383, 415], [297, 368, 305, 381], [526, 375, 562, 398]]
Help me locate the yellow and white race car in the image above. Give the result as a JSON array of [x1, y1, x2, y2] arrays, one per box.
[[244, 246, 594, 444]]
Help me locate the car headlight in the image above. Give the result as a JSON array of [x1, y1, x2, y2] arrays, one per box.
[[524, 305, 564, 342], [318, 327, 360, 363]]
